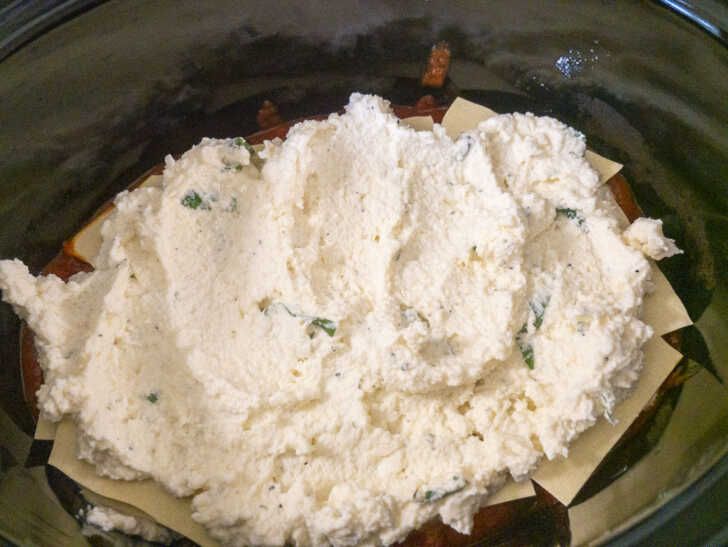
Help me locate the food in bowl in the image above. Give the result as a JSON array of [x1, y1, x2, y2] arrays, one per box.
[[0, 94, 681, 546]]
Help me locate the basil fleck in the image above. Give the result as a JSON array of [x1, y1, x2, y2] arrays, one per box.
[[516, 323, 535, 370], [232, 136, 263, 169], [263, 302, 337, 337], [222, 158, 244, 172], [233, 136, 256, 156], [146, 392, 159, 403], [311, 317, 337, 337], [516, 296, 548, 370], [181, 191, 203, 209], [530, 296, 551, 329], [518, 338, 535, 370], [416, 476, 467, 503], [556, 207, 585, 227]]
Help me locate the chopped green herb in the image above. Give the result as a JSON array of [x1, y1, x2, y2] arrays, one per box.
[[556, 207, 585, 227], [146, 392, 159, 403], [181, 191, 203, 209], [233, 136, 256, 156], [517, 295, 549, 368], [530, 296, 551, 329], [556, 207, 577, 219], [222, 158, 244, 172], [516, 323, 535, 369], [232, 136, 263, 169], [311, 317, 337, 337], [264, 303, 337, 337], [415, 476, 467, 503], [533, 311, 544, 329], [519, 341, 535, 370]]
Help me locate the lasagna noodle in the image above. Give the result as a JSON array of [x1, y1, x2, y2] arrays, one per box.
[[41, 100, 691, 541]]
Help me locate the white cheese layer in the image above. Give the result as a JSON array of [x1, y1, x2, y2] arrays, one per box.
[[0, 94, 680, 546], [623, 217, 682, 260], [83, 505, 175, 544]]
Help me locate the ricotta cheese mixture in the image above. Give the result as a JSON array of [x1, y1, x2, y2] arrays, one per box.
[[0, 94, 681, 546], [83, 505, 176, 544]]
